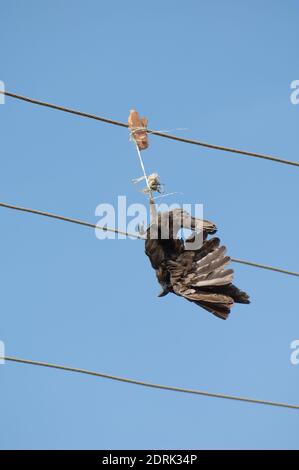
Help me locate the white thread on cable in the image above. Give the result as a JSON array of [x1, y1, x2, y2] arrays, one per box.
[[153, 191, 183, 200], [134, 143, 151, 192]]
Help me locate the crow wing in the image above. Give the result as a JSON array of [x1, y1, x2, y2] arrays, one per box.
[[167, 238, 237, 320]]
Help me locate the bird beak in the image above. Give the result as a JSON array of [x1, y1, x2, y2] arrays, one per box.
[[190, 215, 217, 235], [180, 212, 199, 232], [189, 216, 204, 232]]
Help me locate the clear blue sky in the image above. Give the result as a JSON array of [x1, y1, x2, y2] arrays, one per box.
[[1, 0, 299, 450]]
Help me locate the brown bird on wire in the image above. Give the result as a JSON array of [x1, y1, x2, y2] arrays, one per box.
[[145, 209, 250, 320]]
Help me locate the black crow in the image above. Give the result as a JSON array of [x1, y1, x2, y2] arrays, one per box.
[[145, 208, 250, 320]]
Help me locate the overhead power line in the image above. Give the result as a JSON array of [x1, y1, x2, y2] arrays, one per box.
[[231, 258, 299, 278], [0, 201, 298, 277], [0, 201, 141, 239], [1, 89, 299, 168], [1, 355, 298, 411]]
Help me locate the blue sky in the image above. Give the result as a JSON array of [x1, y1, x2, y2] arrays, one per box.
[[0, 0, 299, 450]]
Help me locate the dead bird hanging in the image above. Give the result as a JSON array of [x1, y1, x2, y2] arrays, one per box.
[[129, 110, 250, 320], [145, 209, 250, 320]]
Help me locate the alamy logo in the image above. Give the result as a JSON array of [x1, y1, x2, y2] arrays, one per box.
[[290, 80, 299, 105], [0, 81, 5, 105], [95, 196, 205, 250], [290, 340, 299, 365]]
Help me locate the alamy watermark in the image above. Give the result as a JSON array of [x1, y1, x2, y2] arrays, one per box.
[[95, 196, 205, 250], [0, 80, 5, 104], [290, 80, 299, 105], [290, 340, 299, 365], [0, 340, 5, 364]]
